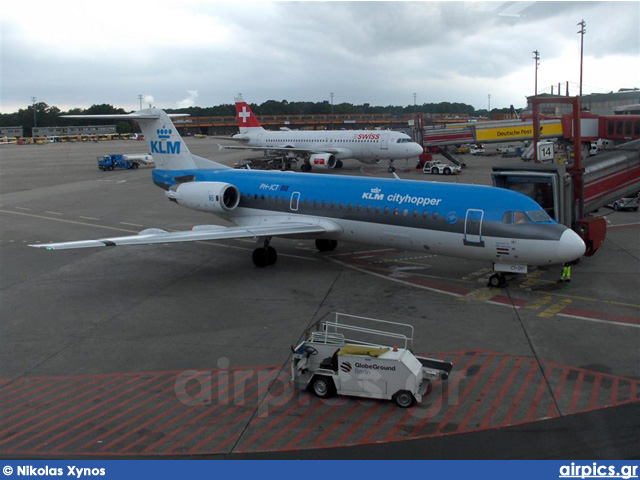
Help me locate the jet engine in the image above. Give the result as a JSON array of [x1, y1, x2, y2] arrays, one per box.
[[166, 181, 240, 214], [309, 153, 337, 169]]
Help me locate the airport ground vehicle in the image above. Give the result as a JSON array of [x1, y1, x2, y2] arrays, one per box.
[[98, 155, 138, 171], [291, 313, 452, 408], [497, 145, 523, 157], [422, 160, 462, 175], [97, 154, 153, 171], [470, 146, 485, 155], [607, 193, 640, 211]]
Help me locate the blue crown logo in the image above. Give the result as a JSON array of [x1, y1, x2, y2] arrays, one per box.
[[157, 126, 172, 139]]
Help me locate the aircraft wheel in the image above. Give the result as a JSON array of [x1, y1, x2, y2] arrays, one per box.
[[300, 164, 311, 172], [335, 160, 343, 168], [315, 239, 338, 252], [488, 273, 506, 288], [266, 246, 277, 265], [252, 248, 271, 267], [388, 166, 396, 173]]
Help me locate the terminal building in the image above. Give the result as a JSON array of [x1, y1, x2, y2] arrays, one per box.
[[525, 89, 640, 117], [32, 125, 116, 137], [0, 126, 24, 137]]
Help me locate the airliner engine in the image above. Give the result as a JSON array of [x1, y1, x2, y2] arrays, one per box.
[[166, 181, 240, 213], [309, 153, 337, 169]]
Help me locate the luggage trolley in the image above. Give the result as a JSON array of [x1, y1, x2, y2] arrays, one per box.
[[291, 313, 452, 407]]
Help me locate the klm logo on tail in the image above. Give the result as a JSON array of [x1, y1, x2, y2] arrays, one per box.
[[151, 126, 181, 155]]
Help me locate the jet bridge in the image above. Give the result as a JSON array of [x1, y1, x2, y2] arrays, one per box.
[[492, 139, 640, 256]]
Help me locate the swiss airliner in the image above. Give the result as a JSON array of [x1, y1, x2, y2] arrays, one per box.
[[220, 97, 423, 173], [30, 108, 585, 287]]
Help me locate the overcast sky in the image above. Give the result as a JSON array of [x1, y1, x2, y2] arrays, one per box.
[[1, 1, 638, 113]]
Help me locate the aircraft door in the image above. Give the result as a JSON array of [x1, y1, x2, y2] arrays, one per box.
[[381, 133, 389, 150], [290, 191, 300, 211], [463, 209, 485, 246]]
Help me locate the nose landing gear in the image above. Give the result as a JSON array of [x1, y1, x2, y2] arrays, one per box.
[[488, 272, 507, 288]]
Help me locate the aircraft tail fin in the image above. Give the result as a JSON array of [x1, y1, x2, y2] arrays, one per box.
[[62, 109, 230, 171], [234, 95, 264, 134]]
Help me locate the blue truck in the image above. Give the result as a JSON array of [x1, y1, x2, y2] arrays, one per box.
[[97, 154, 139, 171]]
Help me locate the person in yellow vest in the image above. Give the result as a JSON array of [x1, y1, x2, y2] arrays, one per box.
[[559, 262, 572, 283]]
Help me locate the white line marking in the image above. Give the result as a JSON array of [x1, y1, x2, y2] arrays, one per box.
[[557, 313, 639, 329]]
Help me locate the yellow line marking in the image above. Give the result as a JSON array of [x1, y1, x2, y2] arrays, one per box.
[[538, 298, 572, 318], [525, 295, 553, 311], [459, 288, 496, 303]]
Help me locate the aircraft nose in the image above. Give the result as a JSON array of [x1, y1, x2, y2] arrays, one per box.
[[558, 228, 586, 263], [410, 143, 423, 156]]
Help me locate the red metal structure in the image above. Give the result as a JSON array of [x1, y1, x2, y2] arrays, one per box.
[[533, 96, 583, 217]]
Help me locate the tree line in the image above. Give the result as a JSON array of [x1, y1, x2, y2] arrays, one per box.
[[1, 100, 511, 136]]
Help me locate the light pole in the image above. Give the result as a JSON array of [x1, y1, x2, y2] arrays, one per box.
[[138, 94, 143, 110], [487, 94, 491, 116], [413, 92, 417, 112], [532, 50, 540, 96], [330, 92, 334, 129], [577, 20, 586, 97], [31, 97, 37, 130]]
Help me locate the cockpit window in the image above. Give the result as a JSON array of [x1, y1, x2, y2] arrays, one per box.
[[513, 211, 530, 224], [502, 211, 512, 224], [527, 210, 552, 222]]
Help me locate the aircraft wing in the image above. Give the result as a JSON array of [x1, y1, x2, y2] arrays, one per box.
[[218, 144, 342, 155], [29, 222, 331, 251]]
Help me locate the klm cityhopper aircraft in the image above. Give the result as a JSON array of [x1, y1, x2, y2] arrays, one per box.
[[30, 108, 585, 287]]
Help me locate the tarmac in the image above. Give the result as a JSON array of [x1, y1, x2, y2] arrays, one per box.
[[1, 138, 638, 459]]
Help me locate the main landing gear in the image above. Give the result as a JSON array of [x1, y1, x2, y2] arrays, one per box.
[[252, 241, 277, 267], [387, 160, 396, 173], [315, 239, 338, 252], [252, 238, 339, 267]]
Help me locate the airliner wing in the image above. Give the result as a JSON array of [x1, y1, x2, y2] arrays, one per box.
[[29, 223, 329, 251], [218, 145, 342, 155]]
